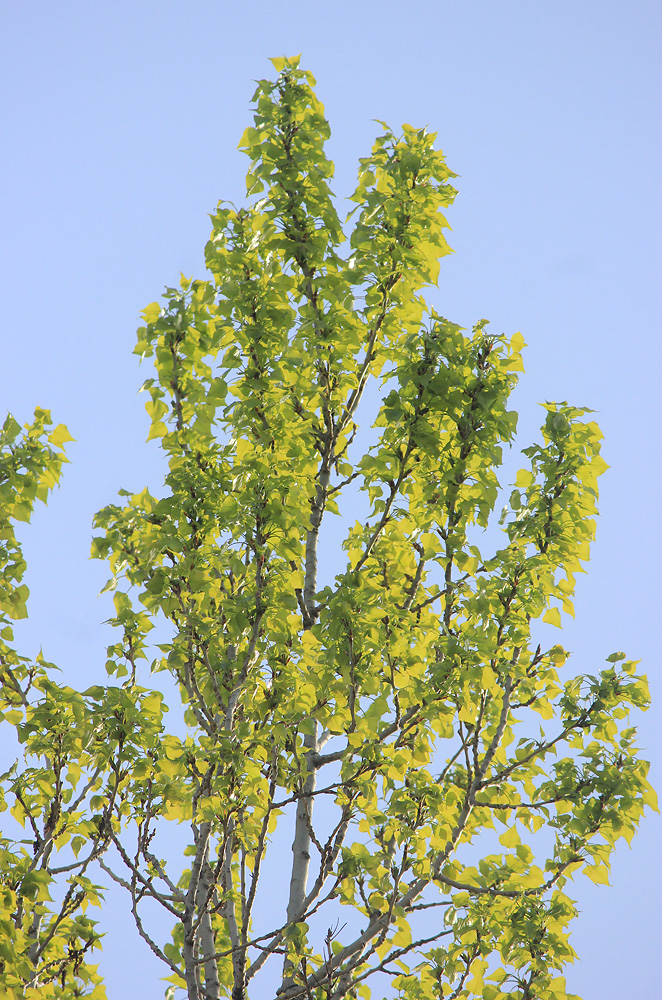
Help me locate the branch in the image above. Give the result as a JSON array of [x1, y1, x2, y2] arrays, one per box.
[[479, 702, 598, 790], [338, 271, 402, 435], [242, 752, 278, 939], [0, 657, 29, 706], [106, 833, 182, 916], [331, 926, 455, 1000], [276, 672, 515, 997], [282, 725, 320, 988]]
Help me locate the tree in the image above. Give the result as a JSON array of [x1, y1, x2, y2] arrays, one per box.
[[0, 55, 655, 1000]]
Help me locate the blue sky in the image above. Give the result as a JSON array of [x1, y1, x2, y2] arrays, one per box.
[[1, 1, 660, 997]]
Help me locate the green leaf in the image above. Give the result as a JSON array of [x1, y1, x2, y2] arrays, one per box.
[[48, 423, 75, 448], [543, 607, 562, 628], [146, 421, 168, 441], [498, 825, 521, 849], [583, 864, 610, 885], [142, 301, 161, 323]]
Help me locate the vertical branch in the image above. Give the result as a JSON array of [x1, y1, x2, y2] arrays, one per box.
[[196, 859, 220, 999], [303, 466, 331, 626], [282, 725, 320, 988], [183, 821, 211, 1000], [219, 817, 243, 995], [242, 750, 278, 941]]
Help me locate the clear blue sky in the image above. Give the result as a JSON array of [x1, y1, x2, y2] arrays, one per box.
[[1, 1, 660, 997]]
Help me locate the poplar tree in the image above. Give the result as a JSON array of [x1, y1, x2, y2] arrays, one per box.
[[0, 57, 655, 1000]]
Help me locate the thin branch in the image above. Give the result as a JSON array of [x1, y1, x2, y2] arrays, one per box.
[[106, 834, 182, 916]]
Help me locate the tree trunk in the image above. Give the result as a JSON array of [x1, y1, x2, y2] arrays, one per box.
[[281, 723, 318, 989]]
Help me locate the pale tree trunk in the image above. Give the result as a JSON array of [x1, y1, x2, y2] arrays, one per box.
[[281, 724, 319, 989], [281, 412, 330, 989], [221, 818, 244, 998], [196, 860, 220, 999], [182, 911, 200, 1000], [183, 822, 212, 1000]]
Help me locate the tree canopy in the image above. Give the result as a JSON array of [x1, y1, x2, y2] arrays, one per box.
[[0, 56, 655, 1000]]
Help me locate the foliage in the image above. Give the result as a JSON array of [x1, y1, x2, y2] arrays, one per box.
[[0, 56, 655, 1000], [0, 411, 106, 998]]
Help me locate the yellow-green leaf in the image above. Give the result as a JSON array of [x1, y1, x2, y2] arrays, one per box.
[[142, 302, 161, 324], [543, 607, 562, 628], [499, 826, 521, 849], [48, 423, 75, 448]]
